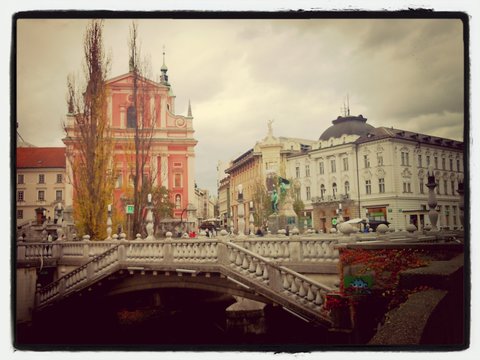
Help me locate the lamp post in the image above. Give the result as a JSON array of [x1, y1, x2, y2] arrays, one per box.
[[237, 184, 245, 237], [426, 165, 439, 231], [249, 201, 255, 235], [338, 202, 344, 223], [365, 209, 370, 232], [457, 173, 464, 228], [145, 193, 155, 240], [42, 209, 48, 241], [106, 204, 112, 240], [56, 203, 64, 240]]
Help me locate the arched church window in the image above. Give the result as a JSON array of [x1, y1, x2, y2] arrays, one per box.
[[175, 194, 181, 209], [127, 105, 136, 128], [320, 184, 326, 199], [344, 181, 350, 195], [332, 183, 337, 198]]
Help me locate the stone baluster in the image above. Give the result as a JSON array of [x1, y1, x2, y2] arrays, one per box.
[[426, 166, 439, 231]]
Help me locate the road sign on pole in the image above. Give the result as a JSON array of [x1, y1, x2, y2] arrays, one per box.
[[332, 218, 338, 226], [126, 204, 134, 214]]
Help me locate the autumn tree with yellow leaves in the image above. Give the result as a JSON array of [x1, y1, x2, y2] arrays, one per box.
[[64, 20, 114, 240]]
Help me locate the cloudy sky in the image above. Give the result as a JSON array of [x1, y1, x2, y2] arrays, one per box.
[[16, 16, 465, 194]]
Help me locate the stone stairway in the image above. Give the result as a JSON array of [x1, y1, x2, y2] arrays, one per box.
[[34, 239, 336, 327]]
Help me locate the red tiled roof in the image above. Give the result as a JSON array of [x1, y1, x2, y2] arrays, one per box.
[[16, 147, 66, 168]]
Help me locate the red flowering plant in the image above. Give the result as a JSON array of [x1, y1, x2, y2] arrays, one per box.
[[338, 248, 430, 310], [324, 292, 350, 311]]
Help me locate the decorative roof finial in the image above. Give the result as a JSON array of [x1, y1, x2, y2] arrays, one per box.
[[187, 100, 192, 117], [160, 45, 169, 85], [161, 45, 168, 71]]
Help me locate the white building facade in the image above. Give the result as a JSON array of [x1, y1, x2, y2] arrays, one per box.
[[286, 115, 464, 232]]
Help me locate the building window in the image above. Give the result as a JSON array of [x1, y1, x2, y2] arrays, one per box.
[[418, 155, 422, 168], [401, 152, 410, 166], [174, 173, 182, 188], [420, 180, 424, 194], [17, 190, 24, 202], [295, 166, 300, 178], [305, 164, 310, 177], [449, 158, 453, 171], [379, 178, 385, 193], [17, 209, 24, 219], [38, 190, 45, 201], [295, 187, 301, 200], [344, 181, 350, 195], [365, 180, 371, 195], [426, 155, 430, 167], [175, 194, 181, 209], [343, 157, 349, 171], [38, 174, 45, 184], [377, 155, 383, 166], [320, 184, 326, 199], [306, 186, 311, 200], [319, 161, 324, 175], [330, 159, 336, 173], [436, 182, 440, 195], [364, 155, 370, 168], [127, 105, 136, 128], [452, 206, 457, 225], [17, 174, 24, 184], [443, 180, 448, 195], [434, 156, 438, 169], [332, 183, 337, 198], [403, 182, 411, 193], [451, 180, 456, 195], [457, 159, 461, 172], [56, 190, 63, 201], [442, 158, 446, 170], [56, 174, 63, 183]]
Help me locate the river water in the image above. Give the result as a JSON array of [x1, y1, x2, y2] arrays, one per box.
[[16, 288, 350, 350]]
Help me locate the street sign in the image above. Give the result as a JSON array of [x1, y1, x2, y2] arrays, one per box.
[[126, 204, 134, 214], [332, 218, 337, 226]]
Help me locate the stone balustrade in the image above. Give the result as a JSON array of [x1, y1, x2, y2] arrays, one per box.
[[19, 229, 463, 269], [35, 239, 336, 325]]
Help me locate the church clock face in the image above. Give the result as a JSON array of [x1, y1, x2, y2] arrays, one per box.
[[176, 118, 186, 127]]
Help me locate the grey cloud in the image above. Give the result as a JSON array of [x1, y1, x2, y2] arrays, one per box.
[[16, 18, 465, 194]]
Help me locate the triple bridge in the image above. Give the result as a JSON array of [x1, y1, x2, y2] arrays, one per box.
[[17, 236, 343, 328]]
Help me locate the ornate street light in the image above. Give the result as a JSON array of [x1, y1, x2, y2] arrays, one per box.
[[145, 194, 155, 240], [106, 204, 113, 240], [457, 173, 464, 228], [426, 165, 439, 231]]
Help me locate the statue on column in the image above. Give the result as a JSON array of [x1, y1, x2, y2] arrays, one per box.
[[271, 189, 279, 213]]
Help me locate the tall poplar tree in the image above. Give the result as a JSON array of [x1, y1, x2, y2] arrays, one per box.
[[127, 22, 158, 236], [64, 20, 113, 239]]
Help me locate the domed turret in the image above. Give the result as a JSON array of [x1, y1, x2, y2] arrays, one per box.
[[319, 114, 375, 141]]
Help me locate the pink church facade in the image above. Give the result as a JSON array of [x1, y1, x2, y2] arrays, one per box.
[[63, 64, 197, 220]]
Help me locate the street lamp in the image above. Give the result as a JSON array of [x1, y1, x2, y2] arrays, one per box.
[[457, 173, 464, 227], [249, 201, 254, 235], [145, 193, 155, 240], [426, 165, 439, 231], [365, 209, 370, 232]]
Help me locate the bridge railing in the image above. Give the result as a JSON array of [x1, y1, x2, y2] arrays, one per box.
[[36, 244, 121, 307], [221, 241, 333, 322], [35, 239, 334, 323], [232, 237, 339, 263]]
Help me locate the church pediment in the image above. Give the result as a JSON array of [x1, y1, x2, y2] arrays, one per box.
[[106, 72, 163, 88]]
